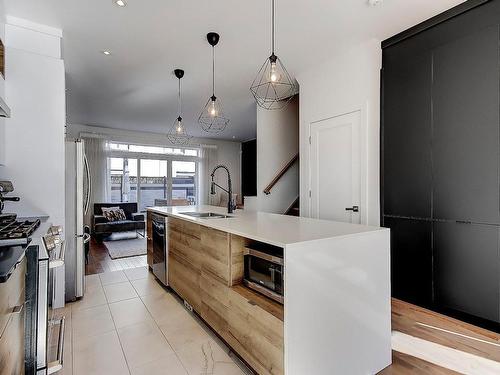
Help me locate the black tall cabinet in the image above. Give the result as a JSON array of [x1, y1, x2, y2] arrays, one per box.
[[382, 0, 500, 328]]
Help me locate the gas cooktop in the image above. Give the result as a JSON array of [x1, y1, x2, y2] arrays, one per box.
[[0, 218, 41, 247]]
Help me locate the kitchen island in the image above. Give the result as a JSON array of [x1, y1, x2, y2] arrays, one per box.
[[147, 205, 391, 375]]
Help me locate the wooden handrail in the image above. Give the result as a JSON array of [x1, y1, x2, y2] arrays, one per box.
[[263, 153, 299, 195]]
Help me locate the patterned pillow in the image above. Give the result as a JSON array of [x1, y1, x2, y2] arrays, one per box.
[[101, 207, 127, 222]]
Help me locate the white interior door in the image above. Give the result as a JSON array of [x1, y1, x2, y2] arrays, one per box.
[[310, 111, 361, 223]]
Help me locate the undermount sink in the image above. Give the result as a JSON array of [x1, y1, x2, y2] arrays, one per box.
[[180, 212, 233, 219]]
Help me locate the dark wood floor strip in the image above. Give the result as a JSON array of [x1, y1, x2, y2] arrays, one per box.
[[85, 238, 147, 276]]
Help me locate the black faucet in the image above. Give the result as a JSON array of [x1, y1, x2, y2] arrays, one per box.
[[210, 165, 234, 214]]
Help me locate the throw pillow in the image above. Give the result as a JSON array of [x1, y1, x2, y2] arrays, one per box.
[[101, 207, 127, 222]]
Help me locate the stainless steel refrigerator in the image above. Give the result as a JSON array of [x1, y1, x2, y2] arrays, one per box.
[[65, 139, 91, 300]]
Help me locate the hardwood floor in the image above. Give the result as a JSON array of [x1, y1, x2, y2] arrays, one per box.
[[85, 237, 147, 275], [381, 352, 459, 374], [391, 299, 500, 362], [381, 299, 500, 374]]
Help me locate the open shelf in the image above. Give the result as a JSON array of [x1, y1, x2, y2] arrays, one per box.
[[231, 284, 284, 322]]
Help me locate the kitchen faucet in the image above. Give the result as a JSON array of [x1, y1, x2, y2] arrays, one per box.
[[210, 165, 234, 214]]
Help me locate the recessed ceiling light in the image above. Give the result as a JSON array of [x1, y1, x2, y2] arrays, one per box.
[[367, 0, 383, 6], [114, 0, 127, 7], [102, 50, 112, 55]]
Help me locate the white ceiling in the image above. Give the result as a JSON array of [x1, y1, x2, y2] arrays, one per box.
[[5, 0, 464, 141]]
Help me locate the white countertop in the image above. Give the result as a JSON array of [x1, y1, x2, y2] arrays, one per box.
[[147, 205, 387, 247]]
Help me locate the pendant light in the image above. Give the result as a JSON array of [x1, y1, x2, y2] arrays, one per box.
[[167, 69, 191, 145], [250, 0, 298, 110], [198, 32, 230, 134]]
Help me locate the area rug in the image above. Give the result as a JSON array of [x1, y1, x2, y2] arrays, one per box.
[[104, 237, 147, 259]]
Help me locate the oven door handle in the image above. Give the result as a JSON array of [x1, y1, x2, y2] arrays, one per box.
[[243, 248, 284, 266]]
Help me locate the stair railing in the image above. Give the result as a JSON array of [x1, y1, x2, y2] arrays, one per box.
[[263, 153, 299, 195]]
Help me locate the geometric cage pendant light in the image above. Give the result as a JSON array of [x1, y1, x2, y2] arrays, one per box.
[[167, 69, 192, 145], [250, 0, 298, 110], [198, 32, 230, 134]]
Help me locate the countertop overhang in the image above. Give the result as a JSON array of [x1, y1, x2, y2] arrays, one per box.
[[147, 205, 387, 247]]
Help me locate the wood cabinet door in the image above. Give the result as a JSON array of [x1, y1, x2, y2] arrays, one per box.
[[167, 218, 202, 311], [200, 226, 230, 285], [168, 251, 201, 312], [199, 227, 230, 334], [168, 220, 202, 270], [200, 270, 229, 336], [226, 288, 284, 375], [0, 291, 25, 375]]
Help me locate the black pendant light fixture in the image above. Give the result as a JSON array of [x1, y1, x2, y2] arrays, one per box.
[[250, 0, 298, 110], [167, 69, 192, 145], [198, 32, 230, 134]]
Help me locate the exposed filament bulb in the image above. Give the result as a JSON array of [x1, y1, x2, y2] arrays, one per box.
[[270, 61, 281, 83], [209, 99, 217, 117], [176, 118, 183, 134]]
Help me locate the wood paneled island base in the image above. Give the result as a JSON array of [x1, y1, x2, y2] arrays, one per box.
[[147, 205, 391, 375]]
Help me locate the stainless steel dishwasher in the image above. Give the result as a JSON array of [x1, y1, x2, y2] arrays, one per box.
[[151, 213, 168, 286]]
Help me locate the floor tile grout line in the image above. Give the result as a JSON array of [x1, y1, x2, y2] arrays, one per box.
[[103, 278, 133, 375], [81, 269, 245, 374], [137, 292, 191, 375], [138, 287, 250, 374], [104, 278, 175, 373]]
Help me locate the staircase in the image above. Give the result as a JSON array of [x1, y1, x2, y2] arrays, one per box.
[[285, 197, 300, 216]]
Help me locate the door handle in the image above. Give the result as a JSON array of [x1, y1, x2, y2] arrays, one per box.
[[76, 233, 91, 244], [345, 206, 359, 213]]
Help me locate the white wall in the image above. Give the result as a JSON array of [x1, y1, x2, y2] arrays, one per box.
[[2, 17, 65, 224], [247, 96, 299, 214], [297, 39, 381, 226], [65, 123, 243, 205], [0, 0, 6, 167]]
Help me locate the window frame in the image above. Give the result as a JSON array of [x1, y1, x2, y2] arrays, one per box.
[[106, 142, 200, 211]]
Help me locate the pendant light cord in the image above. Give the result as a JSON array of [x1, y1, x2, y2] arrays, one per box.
[[178, 77, 182, 116], [212, 45, 216, 97], [271, 0, 275, 54]]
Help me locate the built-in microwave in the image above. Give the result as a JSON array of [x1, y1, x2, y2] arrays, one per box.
[[243, 245, 284, 304]]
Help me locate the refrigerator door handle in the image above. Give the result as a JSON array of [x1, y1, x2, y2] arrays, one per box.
[[76, 233, 91, 244], [83, 154, 91, 216]]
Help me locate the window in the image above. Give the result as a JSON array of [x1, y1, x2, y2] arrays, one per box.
[[172, 161, 196, 205], [139, 159, 168, 212], [109, 158, 137, 204], [108, 142, 198, 157], [106, 142, 199, 211]]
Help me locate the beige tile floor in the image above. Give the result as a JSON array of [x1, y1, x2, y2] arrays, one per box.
[[53, 267, 251, 375]]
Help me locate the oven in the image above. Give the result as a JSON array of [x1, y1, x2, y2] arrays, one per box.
[[25, 230, 66, 375], [243, 246, 284, 304]]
